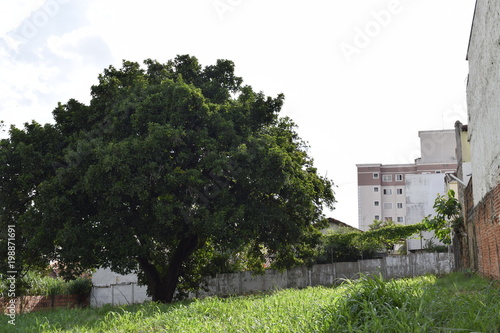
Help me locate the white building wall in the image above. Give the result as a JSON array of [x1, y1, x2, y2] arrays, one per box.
[[358, 184, 408, 231], [381, 185, 406, 223], [419, 130, 457, 164], [462, 161, 472, 185], [405, 174, 447, 251], [381, 185, 397, 220], [466, 0, 500, 205], [358, 186, 382, 231]]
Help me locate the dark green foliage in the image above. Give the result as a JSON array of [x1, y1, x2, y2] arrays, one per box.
[[361, 221, 426, 252], [315, 229, 377, 263], [315, 223, 427, 263], [423, 239, 449, 253], [0, 123, 65, 276], [67, 278, 93, 305], [0, 55, 335, 303]]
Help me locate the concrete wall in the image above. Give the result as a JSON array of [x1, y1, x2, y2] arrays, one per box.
[[466, 0, 500, 205], [91, 268, 151, 307], [91, 252, 454, 307]]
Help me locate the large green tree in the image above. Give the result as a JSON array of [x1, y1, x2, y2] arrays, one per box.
[[0, 56, 335, 303], [0, 121, 65, 281]]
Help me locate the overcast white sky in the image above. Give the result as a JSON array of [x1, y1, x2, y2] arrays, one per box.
[[0, 0, 476, 227]]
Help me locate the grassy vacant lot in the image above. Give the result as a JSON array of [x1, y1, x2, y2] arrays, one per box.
[[1, 272, 499, 333]]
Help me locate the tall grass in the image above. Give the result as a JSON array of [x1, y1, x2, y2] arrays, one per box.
[[322, 273, 500, 332], [0, 271, 91, 297], [2, 272, 499, 333]]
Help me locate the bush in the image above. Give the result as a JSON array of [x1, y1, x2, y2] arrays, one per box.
[[315, 228, 380, 264], [424, 239, 449, 253], [67, 277, 92, 305]]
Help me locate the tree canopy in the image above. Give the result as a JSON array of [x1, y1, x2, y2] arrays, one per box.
[[0, 55, 335, 303]]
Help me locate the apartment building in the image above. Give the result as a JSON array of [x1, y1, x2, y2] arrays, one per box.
[[357, 130, 457, 234]]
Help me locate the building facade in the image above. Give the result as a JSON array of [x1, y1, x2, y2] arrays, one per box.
[[464, 0, 500, 278], [357, 130, 457, 240]]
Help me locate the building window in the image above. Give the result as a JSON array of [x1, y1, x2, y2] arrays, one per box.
[[397, 202, 403, 209], [374, 201, 380, 207], [396, 174, 403, 181], [397, 188, 403, 195], [383, 202, 393, 209], [385, 217, 393, 222], [374, 187, 379, 192], [397, 216, 404, 223], [382, 175, 392, 182], [383, 189, 392, 195], [435, 170, 442, 174], [373, 173, 379, 179], [375, 215, 380, 220]]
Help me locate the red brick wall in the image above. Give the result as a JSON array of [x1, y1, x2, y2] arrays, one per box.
[[0, 294, 88, 314], [472, 182, 500, 278]]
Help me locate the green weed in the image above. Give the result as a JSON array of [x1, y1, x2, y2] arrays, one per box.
[[1, 272, 498, 333]]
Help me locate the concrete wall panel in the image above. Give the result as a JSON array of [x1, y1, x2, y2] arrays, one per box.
[[358, 259, 383, 277], [385, 255, 411, 279], [334, 261, 360, 280], [91, 253, 455, 306], [311, 264, 335, 286]]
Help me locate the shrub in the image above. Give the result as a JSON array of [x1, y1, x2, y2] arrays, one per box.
[[315, 228, 380, 264], [67, 278, 92, 305]]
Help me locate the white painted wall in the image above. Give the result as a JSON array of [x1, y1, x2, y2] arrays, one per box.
[[91, 268, 151, 307], [405, 173, 447, 250], [419, 130, 457, 164], [467, 0, 500, 205], [462, 161, 472, 185]]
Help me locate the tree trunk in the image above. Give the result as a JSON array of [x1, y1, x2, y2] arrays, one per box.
[[138, 233, 198, 303]]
